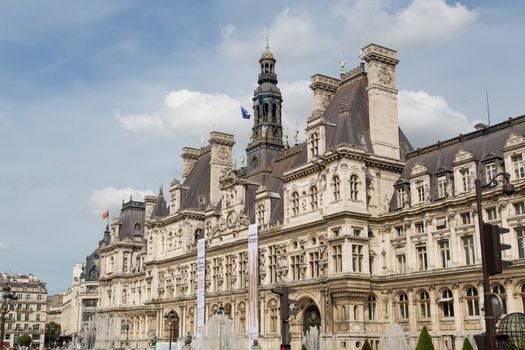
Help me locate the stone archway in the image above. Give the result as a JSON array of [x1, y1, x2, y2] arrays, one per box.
[[302, 304, 321, 350]]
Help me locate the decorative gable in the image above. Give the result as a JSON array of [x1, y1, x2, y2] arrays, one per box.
[[504, 133, 525, 151], [453, 149, 474, 166], [410, 163, 428, 177]]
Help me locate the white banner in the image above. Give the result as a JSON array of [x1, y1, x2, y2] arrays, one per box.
[[196, 238, 206, 350], [248, 223, 259, 347]]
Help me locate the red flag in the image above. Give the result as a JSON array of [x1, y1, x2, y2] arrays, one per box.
[[102, 210, 109, 219]]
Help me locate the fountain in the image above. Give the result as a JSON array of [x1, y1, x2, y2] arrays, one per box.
[[303, 326, 320, 350], [80, 314, 98, 350], [203, 308, 235, 350], [384, 323, 408, 350]]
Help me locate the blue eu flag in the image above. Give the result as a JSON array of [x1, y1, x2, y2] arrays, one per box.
[[241, 106, 251, 119]]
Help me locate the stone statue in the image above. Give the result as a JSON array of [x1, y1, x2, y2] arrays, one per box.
[[184, 333, 192, 345]]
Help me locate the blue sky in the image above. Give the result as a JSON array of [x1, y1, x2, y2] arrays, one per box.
[[0, 0, 524, 294]]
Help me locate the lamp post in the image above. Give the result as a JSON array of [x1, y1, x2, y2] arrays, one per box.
[[475, 172, 515, 350], [164, 310, 179, 350], [1, 285, 17, 350]]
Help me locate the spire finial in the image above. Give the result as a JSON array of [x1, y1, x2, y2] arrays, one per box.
[[266, 25, 269, 49], [159, 185, 164, 196], [340, 51, 346, 74]]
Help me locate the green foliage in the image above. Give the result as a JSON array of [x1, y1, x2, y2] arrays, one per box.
[[301, 344, 307, 350], [18, 334, 32, 347], [45, 321, 61, 346], [462, 337, 474, 350], [415, 326, 435, 350], [362, 339, 372, 350]]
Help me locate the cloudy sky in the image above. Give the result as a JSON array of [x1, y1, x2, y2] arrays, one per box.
[[0, 0, 524, 293]]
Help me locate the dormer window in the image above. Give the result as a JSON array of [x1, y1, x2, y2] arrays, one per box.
[[332, 175, 340, 201], [417, 185, 425, 203], [257, 204, 265, 225], [485, 162, 497, 185], [460, 168, 471, 192], [309, 186, 318, 210], [310, 132, 319, 157], [437, 176, 448, 199], [350, 175, 359, 200], [291, 191, 299, 216], [512, 155, 525, 179], [396, 188, 405, 208]]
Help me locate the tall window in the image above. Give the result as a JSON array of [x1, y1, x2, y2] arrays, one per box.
[[256, 204, 265, 225], [291, 255, 302, 280], [367, 295, 376, 321], [486, 207, 498, 220], [439, 240, 451, 268], [513, 155, 525, 179], [485, 162, 496, 185], [350, 175, 359, 200], [441, 289, 454, 317], [460, 168, 471, 192], [352, 244, 363, 272], [291, 191, 299, 216], [310, 132, 319, 157], [398, 293, 409, 320], [395, 226, 405, 237], [417, 185, 425, 202], [332, 245, 342, 272], [492, 284, 507, 315], [415, 222, 425, 234], [396, 188, 405, 208], [332, 175, 340, 201], [397, 254, 407, 273], [419, 291, 431, 319], [309, 186, 318, 210], [437, 176, 447, 198], [517, 227, 525, 259], [460, 212, 471, 225], [309, 251, 320, 278], [463, 235, 475, 265], [269, 246, 278, 283], [466, 287, 480, 316], [417, 246, 428, 271], [514, 201, 525, 215], [239, 252, 247, 289]]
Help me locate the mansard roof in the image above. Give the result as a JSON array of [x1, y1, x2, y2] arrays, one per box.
[[151, 188, 169, 219], [400, 115, 525, 180], [118, 200, 145, 240], [80, 248, 100, 281], [181, 151, 211, 210]]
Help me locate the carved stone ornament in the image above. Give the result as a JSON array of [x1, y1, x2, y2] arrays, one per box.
[[219, 167, 236, 189], [377, 65, 393, 86], [504, 133, 525, 149], [410, 163, 428, 176], [453, 149, 474, 164]]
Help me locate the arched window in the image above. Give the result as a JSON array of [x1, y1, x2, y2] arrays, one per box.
[[264, 63, 269, 73], [398, 293, 409, 320], [492, 284, 507, 315], [257, 204, 265, 225], [309, 186, 318, 210], [332, 175, 340, 201], [419, 290, 431, 319], [466, 287, 480, 316], [267, 299, 278, 333], [291, 192, 299, 216], [367, 295, 376, 321], [272, 104, 277, 120], [440, 289, 454, 317], [350, 175, 359, 200]]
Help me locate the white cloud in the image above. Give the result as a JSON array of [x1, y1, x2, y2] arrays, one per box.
[[0, 241, 8, 251], [115, 89, 245, 139], [280, 80, 312, 142], [333, 0, 478, 48], [87, 187, 153, 216], [398, 89, 475, 147], [218, 7, 335, 65]]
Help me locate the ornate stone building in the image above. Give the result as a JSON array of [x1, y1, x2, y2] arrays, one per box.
[[95, 44, 525, 350]]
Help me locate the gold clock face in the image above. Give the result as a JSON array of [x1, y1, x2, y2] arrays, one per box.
[[226, 212, 236, 228]]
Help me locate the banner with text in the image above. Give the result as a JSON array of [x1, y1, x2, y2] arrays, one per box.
[[196, 238, 206, 350], [248, 223, 259, 347]]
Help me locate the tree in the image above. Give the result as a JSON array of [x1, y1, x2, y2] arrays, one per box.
[[362, 339, 372, 350], [18, 334, 32, 347], [415, 326, 435, 350], [45, 321, 61, 346], [462, 337, 474, 350]]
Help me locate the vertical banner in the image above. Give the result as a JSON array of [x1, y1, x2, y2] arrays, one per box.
[[248, 223, 259, 347], [196, 238, 206, 350]]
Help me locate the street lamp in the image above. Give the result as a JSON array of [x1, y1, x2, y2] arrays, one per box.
[[1, 285, 17, 350], [164, 310, 179, 350], [475, 171, 515, 350]]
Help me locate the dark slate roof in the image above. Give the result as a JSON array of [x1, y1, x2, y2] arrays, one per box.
[[151, 187, 169, 219], [80, 248, 100, 281], [118, 200, 145, 240], [400, 116, 525, 179], [181, 152, 211, 210]]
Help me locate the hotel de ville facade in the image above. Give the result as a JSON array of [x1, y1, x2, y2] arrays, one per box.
[[95, 43, 525, 350]]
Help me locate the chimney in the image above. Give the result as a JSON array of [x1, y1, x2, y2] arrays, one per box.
[[209, 131, 235, 206], [181, 147, 200, 181], [361, 44, 400, 160]]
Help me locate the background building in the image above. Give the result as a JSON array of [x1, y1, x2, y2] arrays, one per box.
[[0, 273, 47, 349], [95, 43, 525, 350]]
